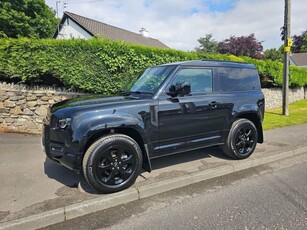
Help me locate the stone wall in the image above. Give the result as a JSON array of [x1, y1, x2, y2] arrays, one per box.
[[0, 82, 87, 134], [0, 82, 306, 134], [262, 87, 306, 110]]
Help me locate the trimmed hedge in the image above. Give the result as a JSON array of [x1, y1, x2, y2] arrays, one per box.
[[0, 38, 306, 94]]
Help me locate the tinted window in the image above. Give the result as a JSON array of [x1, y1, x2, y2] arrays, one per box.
[[219, 68, 261, 92], [131, 66, 175, 93], [171, 68, 213, 94]]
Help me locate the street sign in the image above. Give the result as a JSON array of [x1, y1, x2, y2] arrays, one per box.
[[284, 46, 291, 52], [287, 38, 293, 47]]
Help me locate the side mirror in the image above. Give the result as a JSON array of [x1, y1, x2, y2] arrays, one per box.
[[166, 82, 191, 97], [166, 85, 177, 97]]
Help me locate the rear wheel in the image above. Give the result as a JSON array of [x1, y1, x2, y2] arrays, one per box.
[[83, 134, 143, 193], [222, 118, 258, 159]]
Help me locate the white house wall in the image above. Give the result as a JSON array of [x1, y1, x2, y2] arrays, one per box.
[[56, 18, 92, 39]]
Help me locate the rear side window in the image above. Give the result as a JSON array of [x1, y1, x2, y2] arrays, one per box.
[[219, 67, 261, 92]]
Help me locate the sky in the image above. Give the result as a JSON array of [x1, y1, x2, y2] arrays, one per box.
[[45, 0, 307, 51]]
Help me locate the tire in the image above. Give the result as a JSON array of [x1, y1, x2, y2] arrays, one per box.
[[222, 118, 258, 159], [82, 134, 143, 193]]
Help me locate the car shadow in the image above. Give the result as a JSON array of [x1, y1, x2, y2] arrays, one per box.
[[150, 146, 232, 171], [43, 146, 231, 194], [43, 157, 97, 194]]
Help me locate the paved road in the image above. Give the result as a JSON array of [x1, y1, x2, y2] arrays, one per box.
[[42, 154, 307, 230], [0, 124, 307, 225], [0, 132, 94, 223]]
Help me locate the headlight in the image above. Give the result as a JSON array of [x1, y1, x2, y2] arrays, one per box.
[[58, 118, 72, 129]]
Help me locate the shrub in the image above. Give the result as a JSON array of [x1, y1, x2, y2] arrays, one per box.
[[0, 38, 306, 94]]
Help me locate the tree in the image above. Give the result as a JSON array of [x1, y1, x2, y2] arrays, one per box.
[[292, 31, 307, 53], [217, 34, 263, 59], [301, 36, 307, 52], [263, 46, 283, 62], [195, 34, 218, 53], [0, 0, 58, 38]]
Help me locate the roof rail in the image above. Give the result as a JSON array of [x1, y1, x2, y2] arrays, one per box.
[[200, 59, 248, 64]]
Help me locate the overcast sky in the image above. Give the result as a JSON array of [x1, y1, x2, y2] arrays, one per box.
[[46, 0, 307, 51]]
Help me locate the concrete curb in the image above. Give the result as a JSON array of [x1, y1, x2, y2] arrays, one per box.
[[1, 146, 307, 230], [0, 208, 65, 230]]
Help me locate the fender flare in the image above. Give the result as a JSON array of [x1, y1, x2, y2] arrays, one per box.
[[74, 113, 152, 172]]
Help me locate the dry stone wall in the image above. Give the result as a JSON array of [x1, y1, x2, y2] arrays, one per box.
[[262, 87, 306, 110], [0, 82, 306, 134], [0, 82, 87, 134]]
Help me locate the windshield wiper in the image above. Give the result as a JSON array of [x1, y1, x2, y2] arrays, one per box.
[[118, 90, 131, 96], [129, 91, 153, 94], [125, 95, 140, 100]]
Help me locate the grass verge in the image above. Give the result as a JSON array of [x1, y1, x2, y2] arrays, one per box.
[[263, 99, 307, 130]]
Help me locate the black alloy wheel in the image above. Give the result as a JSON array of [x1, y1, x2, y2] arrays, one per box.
[[83, 134, 143, 193], [234, 126, 256, 156], [222, 118, 258, 159], [94, 145, 136, 185]]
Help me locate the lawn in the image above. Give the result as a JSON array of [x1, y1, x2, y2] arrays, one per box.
[[263, 99, 307, 130]]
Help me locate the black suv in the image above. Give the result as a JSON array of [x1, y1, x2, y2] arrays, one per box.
[[42, 60, 265, 193]]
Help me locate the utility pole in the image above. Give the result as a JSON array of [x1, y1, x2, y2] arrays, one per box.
[[282, 0, 291, 116]]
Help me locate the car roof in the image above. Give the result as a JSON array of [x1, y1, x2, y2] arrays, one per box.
[[159, 59, 257, 69]]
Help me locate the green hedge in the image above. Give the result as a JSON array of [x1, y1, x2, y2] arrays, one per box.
[[0, 38, 306, 94]]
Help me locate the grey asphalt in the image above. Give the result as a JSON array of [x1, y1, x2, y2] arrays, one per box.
[[105, 158, 307, 230], [43, 152, 307, 230], [0, 124, 307, 229]]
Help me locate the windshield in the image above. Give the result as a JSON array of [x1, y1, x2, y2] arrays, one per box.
[[130, 66, 175, 94]]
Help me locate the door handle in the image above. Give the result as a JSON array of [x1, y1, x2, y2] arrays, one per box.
[[209, 101, 218, 109]]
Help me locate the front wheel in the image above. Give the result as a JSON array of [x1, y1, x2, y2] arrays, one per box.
[[83, 134, 143, 193], [222, 118, 258, 159]]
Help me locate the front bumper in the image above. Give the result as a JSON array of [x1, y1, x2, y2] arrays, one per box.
[[42, 125, 83, 173]]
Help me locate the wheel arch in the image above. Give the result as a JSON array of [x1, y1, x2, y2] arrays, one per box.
[[234, 112, 263, 143], [82, 127, 152, 172]]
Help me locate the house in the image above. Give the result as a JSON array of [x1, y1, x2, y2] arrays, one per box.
[[53, 11, 169, 49], [290, 53, 307, 69]]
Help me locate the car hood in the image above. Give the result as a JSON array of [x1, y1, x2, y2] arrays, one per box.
[[51, 95, 140, 113]]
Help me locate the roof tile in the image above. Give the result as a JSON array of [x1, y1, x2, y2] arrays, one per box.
[[290, 53, 307, 66], [63, 11, 169, 49]]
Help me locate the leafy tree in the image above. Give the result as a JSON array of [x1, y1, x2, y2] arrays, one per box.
[[301, 36, 307, 52], [195, 34, 218, 53], [0, 0, 58, 38], [292, 31, 307, 53], [217, 34, 263, 59], [264, 46, 283, 62]]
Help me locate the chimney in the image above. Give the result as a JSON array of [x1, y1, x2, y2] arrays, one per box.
[[139, 28, 149, 38]]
